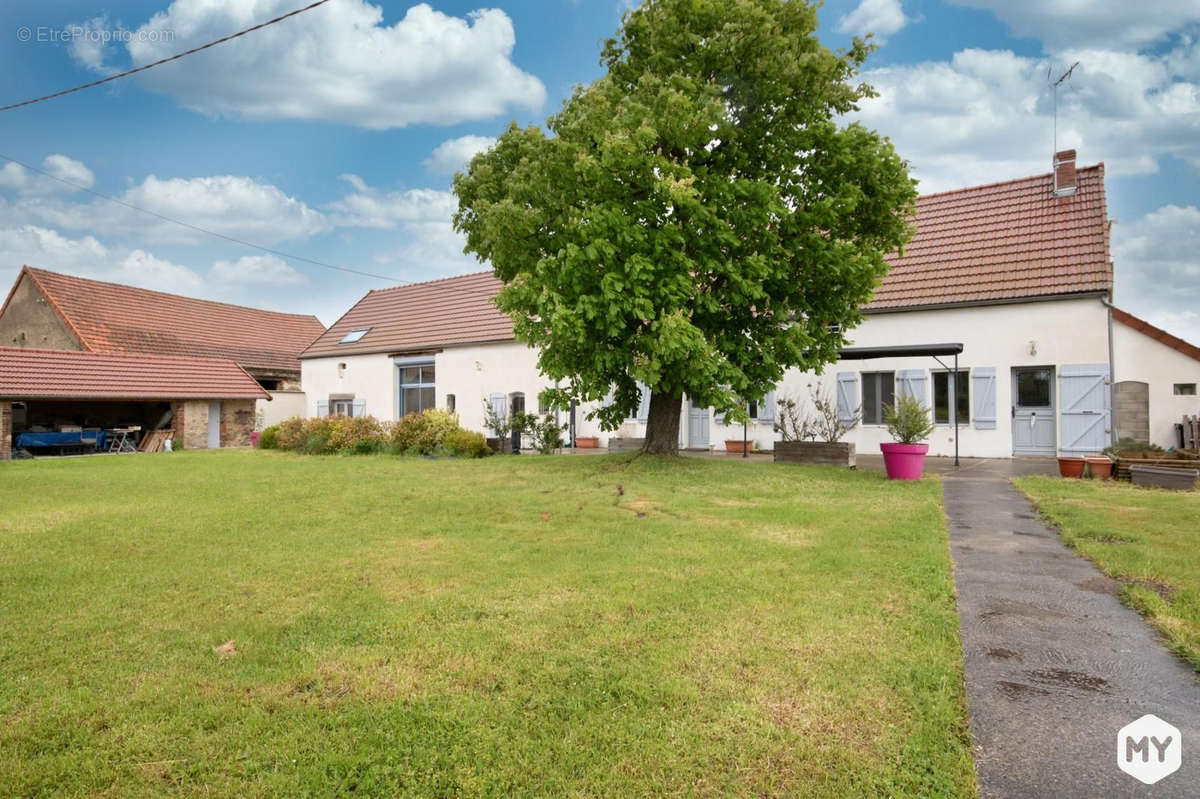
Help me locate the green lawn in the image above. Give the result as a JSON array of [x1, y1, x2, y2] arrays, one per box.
[[1, 451, 975, 797], [1016, 476, 1200, 669]]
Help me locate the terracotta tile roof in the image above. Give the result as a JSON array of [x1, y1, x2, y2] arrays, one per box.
[[1112, 307, 1200, 363], [869, 163, 1111, 310], [0, 347, 270, 400], [11, 267, 325, 374], [301, 164, 1114, 357], [300, 271, 512, 358]]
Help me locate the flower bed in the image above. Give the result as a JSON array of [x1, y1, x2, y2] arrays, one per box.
[[259, 410, 489, 458]]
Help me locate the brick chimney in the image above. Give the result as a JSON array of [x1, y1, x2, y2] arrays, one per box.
[[1053, 149, 1077, 197]]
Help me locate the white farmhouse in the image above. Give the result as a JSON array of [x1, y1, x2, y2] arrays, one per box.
[[300, 150, 1200, 458]]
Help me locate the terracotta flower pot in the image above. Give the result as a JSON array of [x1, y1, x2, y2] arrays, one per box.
[[1084, 456, 1113, 479], [880, 442, 929, 480], [725, 439, 754, 454], [1057, 456, 1086, 478], [574, 436, 599, 449]]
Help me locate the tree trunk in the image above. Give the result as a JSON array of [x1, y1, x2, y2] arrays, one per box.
[[642, 391, 682, 455]]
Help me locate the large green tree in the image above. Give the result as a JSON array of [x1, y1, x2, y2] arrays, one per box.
[[453, 0, 916, 454]]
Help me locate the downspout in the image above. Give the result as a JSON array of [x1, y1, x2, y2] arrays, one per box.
[[1101, 296, 1117, 447]]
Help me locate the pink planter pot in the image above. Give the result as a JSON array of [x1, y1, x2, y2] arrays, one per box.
[[880, 442, 929, 480], [250, 431, 260, 448]]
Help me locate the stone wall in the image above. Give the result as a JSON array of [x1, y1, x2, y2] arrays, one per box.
[[1, 401, 11, 461], [1114, 381, 1150, 443], [0, 273, 84, 350], [220, 399, 255, 447], [171, 400, 209, 450]]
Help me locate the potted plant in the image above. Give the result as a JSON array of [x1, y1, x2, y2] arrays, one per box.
[[725, 438, 755, 455], [1057, 455, 1086, 478], [773, 387, 858, 467], [880, 394, 934, 480], [1084, 454, 1113, 479]]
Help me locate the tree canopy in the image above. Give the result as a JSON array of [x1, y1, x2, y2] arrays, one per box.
[[453, 0, 917, 453]]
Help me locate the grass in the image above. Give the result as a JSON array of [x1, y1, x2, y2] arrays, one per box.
[[0, 451, 975, 797], [1016, 476, 1200, 669]]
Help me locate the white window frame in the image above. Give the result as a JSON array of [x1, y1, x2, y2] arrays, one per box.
[[861, 371, 895, 426], [394, 357, 436, 418], [932, 370, 971, 426]]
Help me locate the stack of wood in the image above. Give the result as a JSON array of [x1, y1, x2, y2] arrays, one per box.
[[138, 429, 175, 453], [1182, 415, 1199, 451]]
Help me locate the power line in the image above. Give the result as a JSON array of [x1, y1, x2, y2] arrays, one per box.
[[0, 151, 408, 284], [1, 0, 333, 113]]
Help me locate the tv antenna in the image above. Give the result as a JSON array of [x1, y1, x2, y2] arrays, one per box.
[[1048, 61, 1080, 156]]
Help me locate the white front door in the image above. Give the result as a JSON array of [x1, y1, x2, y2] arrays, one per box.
[[687, 399, 709, 449], [1012, 367, 1055, 456], [207, 402, 221, 449]]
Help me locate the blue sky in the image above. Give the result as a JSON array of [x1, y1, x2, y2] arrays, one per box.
[[0, 0, 1197, 341]]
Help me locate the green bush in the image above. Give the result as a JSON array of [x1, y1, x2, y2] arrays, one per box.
[[326, 415, 385, 453], [884, 394, 935, 445], [274, 417, 306, 451], [390, 409, 462, 455], [443, 429, 490, 458], [258, 424, 280, 450]]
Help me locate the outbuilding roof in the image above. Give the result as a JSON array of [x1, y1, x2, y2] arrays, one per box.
[[0, 347, 270, 400], [1112, 307, 1200, 363], [6, 267, 325, 374], [302, 161, 1113, 358]]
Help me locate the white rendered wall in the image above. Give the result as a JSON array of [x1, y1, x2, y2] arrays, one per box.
[[1113, 322, 1200, 449], [300, 352, 397, 419], [256, 390, 307, 427]]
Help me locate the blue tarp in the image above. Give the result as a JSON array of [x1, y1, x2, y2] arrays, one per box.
[[14, 431, 107, 450]]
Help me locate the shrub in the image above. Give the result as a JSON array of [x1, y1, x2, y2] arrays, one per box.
[[326, 415, 385, 453], [274, 417, 306, 451], [443, 429, 490, 458], [884, 394, 935, 445], [259, 424, 280, 449], [513, 412, 565, 454], [390, 409, 462, 455]]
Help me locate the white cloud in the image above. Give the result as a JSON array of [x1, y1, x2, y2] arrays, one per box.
[[8, 174, 329, 245], [423, 135, 496, 175], [210, 254, 306, 286], [65, 16, 123, 75], [1113, 204, 1200, 345], [850, 45, 1200, 193], [836, 0, 908, 43], [0, 224, 204, 296], [947, 0, 1200, 49], [328, 175, 457, 229], [88, 0, 545, 129], [0, 155, 95, 196]]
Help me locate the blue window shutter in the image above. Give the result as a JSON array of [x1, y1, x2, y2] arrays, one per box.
[[489, 392, 506, 421], [758, 389, 776, 421], [971, 368, 997, 429], [317, 400, 329, 418], [836, 373, 857, 424], [352, 399, 366, 418], [635, 382, 651, 422], [897, 369, 928, 407]]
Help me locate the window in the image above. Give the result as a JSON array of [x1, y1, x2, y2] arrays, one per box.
[[933, 371, 970, 425], [446, 393, 456, 411], [1016, 368, 1053, 407], [861, 372, 894, 425], [330, 398, 355, 417], [399, 362, 435, 416], [510, 392, 526, 416], [746, 400, 759, 419], [538, 392, 549, 414], [1175, 383, 1197, 396], [339, 328, 370, 344]]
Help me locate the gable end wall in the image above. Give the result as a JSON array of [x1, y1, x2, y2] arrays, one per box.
[[0, 274, 84, 351]]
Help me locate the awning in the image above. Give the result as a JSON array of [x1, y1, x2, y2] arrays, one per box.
[[836, 343, 964, 360]]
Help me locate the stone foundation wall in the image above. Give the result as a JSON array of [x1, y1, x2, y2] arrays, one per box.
[[1, 401, 11, 461], [220, 399, 255, 447]]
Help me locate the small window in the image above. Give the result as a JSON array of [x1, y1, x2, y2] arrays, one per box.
[[861, 372, 895, 425], [510, 392, 526, 416], [538, 393, 549, 414], [1175, 383, 1197, 396], [330, 398, 355, 417], [933, 371, 970, 425], [746, 400, 759, 419], [446, 393, 456, 411], [339, 328, 370, 344]]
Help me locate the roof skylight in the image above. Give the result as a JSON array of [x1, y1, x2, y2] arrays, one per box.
[[339, 328, 370, 344]]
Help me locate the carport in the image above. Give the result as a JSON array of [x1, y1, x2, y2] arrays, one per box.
[[1, 347, 269, 460]]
